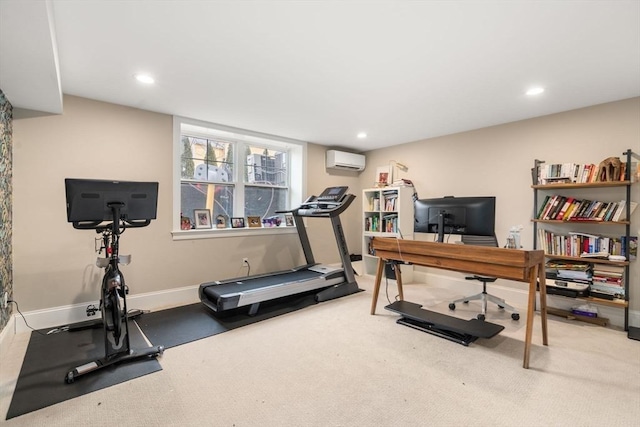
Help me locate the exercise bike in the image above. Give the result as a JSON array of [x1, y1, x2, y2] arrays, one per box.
[[64, 179, 163, 384]]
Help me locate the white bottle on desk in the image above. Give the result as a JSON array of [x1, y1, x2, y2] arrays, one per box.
[[508, 225, 523, 249]]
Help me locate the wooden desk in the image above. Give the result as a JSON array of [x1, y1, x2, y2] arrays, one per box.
[[370, 237, 548, 369]]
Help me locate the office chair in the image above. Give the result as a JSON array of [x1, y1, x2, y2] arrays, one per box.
[[447, 235, 520, 321]]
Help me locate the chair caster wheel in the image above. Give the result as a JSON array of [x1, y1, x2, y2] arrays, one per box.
[[449, 303, 456, 310], [65, 371, 75, 384], [512, 313, 520, 321], [477, 314, 485, 321]]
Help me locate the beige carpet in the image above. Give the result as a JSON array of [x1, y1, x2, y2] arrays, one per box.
[[1, 274, 639, 426]]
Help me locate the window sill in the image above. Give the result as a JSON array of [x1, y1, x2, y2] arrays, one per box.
[[171, 226, 298, 241]]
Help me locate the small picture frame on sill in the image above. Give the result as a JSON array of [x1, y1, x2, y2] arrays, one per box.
[[194, 209, 212, 229], [247, 216, 262, 228], [231, 217, 245, 228], [216, 214, 228, 229], [285, 213, 294, 227]]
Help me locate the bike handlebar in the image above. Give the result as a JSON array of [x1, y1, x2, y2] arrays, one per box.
[[72, 219, 152, 231]]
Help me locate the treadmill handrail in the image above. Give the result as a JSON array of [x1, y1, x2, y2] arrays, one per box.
[[294, 194, 355, 217]]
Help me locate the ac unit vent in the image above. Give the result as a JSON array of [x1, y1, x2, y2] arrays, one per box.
[[326, 150, 365, 172]]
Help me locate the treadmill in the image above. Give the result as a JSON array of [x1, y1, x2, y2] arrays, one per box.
[[199, 186, 361, 315]]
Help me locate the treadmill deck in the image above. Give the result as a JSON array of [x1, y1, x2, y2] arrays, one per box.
[[200, 265, 345, 311]]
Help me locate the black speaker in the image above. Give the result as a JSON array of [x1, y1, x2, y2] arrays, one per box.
[[385, 262, 396, 280]]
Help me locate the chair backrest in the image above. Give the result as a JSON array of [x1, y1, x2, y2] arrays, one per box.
[[460, 234, 498, 248]]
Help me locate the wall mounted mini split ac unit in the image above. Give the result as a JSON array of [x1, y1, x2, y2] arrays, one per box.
[[326, 150, 366, 171]]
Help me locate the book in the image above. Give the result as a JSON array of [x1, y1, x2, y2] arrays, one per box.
[[549, 196, 567, 220], [583, 200, 601, 219], [580, 251, 609, 259], [616, 201, 638, 221], [541, 195, 560, 220], [603, 202, 619, 221], [592, 266, 624, 276], [590, 282, 625, 298], [556, 197, 574, 220], [594, 202, 609, 220], [562, 199, 580, 220], [566, 199, 586, 220], [573, 199, 593, 219], [536, 195, 550, 219]]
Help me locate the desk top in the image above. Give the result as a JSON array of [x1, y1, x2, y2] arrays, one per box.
[[371, 237, 544, 282]]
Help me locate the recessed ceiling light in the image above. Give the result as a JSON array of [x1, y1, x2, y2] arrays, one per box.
[[526, 87, 544, 96], [357, 132, 367, 139], [135, 74, 155, 84]]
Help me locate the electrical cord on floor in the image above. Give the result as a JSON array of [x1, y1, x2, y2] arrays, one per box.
[[6, 299, 48, 336], [384, 261, 400, 305]]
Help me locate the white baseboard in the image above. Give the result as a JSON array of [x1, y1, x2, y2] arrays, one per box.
[[8, 284, 200, 335], [413, 270, 637, 329], [2, 277, 637, 347]]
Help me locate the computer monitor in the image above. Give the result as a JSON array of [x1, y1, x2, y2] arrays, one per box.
[[65, 178, 159, 226], [414, 196, 496, 243]]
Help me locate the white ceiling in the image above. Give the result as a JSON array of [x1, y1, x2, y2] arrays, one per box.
[[1, 0, 639, 151]]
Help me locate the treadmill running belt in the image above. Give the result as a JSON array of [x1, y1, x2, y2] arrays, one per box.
[[203, 269, 323, 295]]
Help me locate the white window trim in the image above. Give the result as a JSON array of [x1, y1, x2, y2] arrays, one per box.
[[172, 116, 307, 240]]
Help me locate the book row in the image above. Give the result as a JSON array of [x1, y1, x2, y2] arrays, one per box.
[[368, 191, 399, 212], [364, 214, 399, 233], [536, 195, 637, 222], [537, 229, 634, 259], [545, 260, 625, 299], [537, 161, 634, 184]]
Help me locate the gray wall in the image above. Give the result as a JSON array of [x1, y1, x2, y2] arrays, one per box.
[[360, 97, 640, 314], [11, 95, 361, 314], [6, 94, 640, 331]]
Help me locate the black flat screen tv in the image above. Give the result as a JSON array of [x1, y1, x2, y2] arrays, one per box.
[[65, 178, 159, 224], [414, 196, 496, 243]]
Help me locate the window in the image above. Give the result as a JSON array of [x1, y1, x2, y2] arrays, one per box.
[[173, 117, 305, 237]]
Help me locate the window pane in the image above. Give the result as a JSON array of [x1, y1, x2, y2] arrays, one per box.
[[245, 146, 287, 186], [244, 186, 287, 218], [182, 136, 233, 182], [181, 182, 234, 224]]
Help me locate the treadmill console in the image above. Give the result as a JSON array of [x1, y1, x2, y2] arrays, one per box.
[[317, 186, 348, 202], [296, 186, 354, 217]]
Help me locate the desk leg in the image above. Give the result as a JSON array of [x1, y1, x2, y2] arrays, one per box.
[[370, 257, 386, 315], [538, 262, 549, 346], [523, 264, 544, 369]]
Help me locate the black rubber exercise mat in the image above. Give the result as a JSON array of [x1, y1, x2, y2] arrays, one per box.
[[137, 291, 320, 349], [6, 321, 162, 420]]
